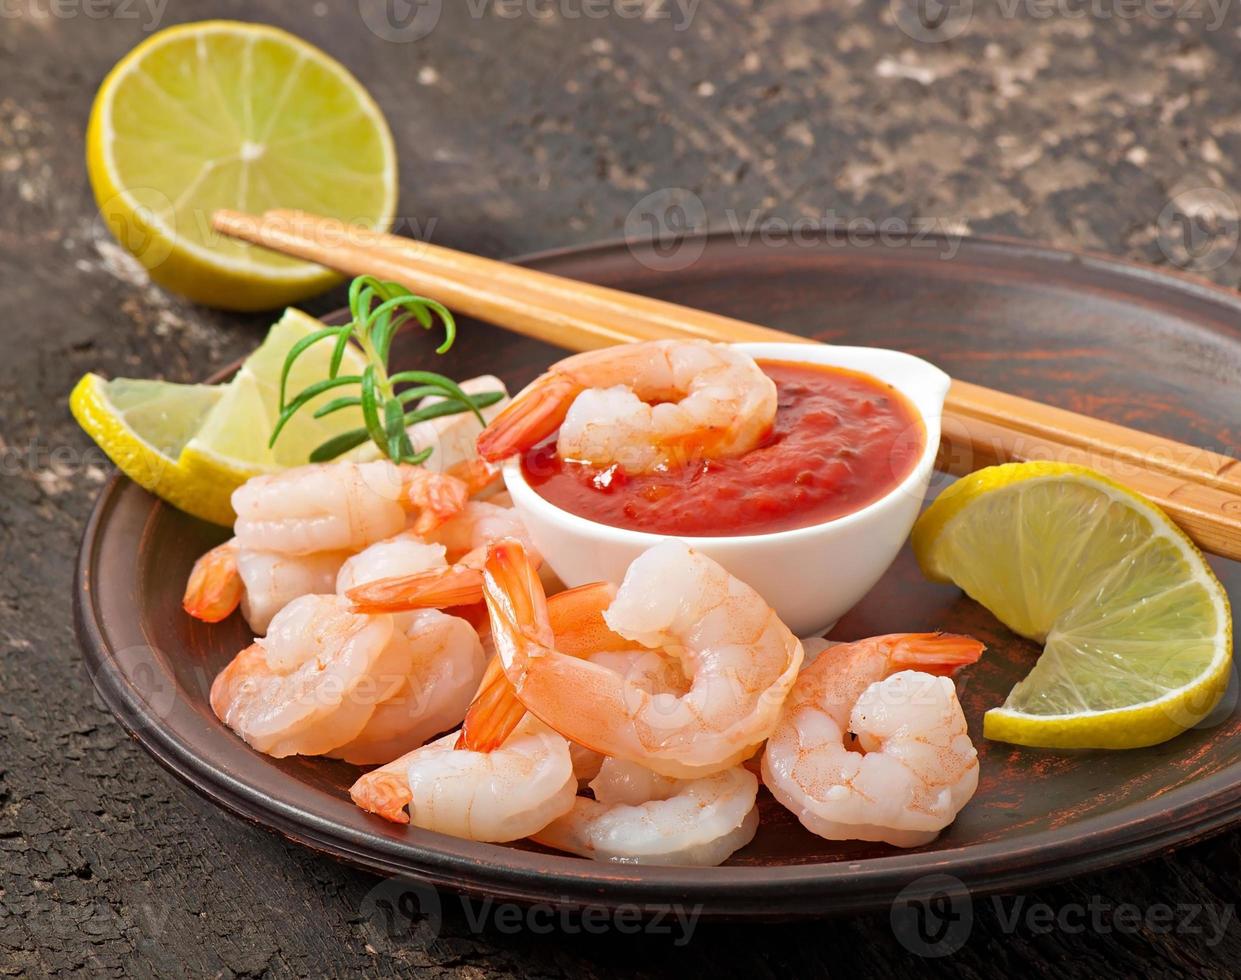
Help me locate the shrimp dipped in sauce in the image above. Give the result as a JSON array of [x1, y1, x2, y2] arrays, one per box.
[[762, 633, 984, 848], [476, 339, 777, 473]]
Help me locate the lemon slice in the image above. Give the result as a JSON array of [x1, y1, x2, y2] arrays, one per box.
[[912, 462, 1232, 749], [70, 374, 228, 523], [72, 308, 367, 526], [181, 308, 368, 480], [86, 20, 397, 310]]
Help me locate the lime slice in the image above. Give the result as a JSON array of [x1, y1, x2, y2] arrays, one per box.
[[912, 462, 1232, 749], [72, 308, 368, 526], [182, 307, 368, 476], [70, 374, 226, 523], [86, 20, 397, 310]]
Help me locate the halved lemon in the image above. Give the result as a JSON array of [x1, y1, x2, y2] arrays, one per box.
[[912, 462, 1232, 749], [86, 20, 397, 310], [71, 308, 367, 526]]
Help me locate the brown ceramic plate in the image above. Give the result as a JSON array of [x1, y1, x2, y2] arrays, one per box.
[[75, 232, 1241, 918]]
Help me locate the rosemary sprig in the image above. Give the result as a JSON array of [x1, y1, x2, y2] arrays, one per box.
[[270, 276, 504, 465]]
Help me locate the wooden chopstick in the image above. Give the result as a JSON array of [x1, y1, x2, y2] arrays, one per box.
[[211, 209, 1241, 561]]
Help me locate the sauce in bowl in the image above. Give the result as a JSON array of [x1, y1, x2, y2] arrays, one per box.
[[520, 359, 925, 536]]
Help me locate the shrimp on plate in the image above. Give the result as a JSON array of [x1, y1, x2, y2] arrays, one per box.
[[349, 715, 576, 841], [533, 756, 759, 867], [183, 459, 486, 629], [328, 534, 486, 764], [209, 531, 486, 763], [209, 595, 406, 758], [761, 633, 984, 848], [476, 340, 778, 473], [467, 539, 803, 778], [232, 459, 477, 556]]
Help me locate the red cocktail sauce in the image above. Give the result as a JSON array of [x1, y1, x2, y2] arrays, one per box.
[[520, 359, 924, 536]]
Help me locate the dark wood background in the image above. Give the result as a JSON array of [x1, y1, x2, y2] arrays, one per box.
[[3, 1, 1240, 976]]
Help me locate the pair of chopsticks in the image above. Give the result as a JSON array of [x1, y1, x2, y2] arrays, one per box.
[[212, 209, 1241, 562]]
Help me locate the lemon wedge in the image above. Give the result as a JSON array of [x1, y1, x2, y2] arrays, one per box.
[[912, 462, 1232, 749], [86, 20, 397, 310], [71, 309, 367, 526]]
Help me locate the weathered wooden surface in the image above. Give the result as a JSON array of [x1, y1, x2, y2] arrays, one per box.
[[2, 1, 1240, 975]]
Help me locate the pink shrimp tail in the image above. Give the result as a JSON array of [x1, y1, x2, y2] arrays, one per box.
[[456, 540, 553, 751], [457, 657, 527, 752], [446, 457, 503, 497], [350, 769, 413, 824], [887, 632, 985, 676], [183, 540, 243, 623], [405, 470, 471, 535], [476, 376, 582, 462], [346, 565, 485, 614]]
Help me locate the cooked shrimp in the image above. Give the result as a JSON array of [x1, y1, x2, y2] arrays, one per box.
[[328, 608, 484, 764], [184, 540, 350, 633], [474, 539, 803, 778], [476, 340, 778, 473], [323, 533, 484, 763], [349, 715, 576, 841], [762, 633, 984, 848], [533, 757, 759, 866], [231, 460, 472, 557], [334, 533, 447, 596], [210, 595, 405, 757], [238, 549, 350, 635]]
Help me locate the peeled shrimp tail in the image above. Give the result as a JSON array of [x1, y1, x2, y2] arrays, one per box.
[[183, 539, 243, 623], [881, 632, 985, 676], [459, 567, 627, 752], [457, 656, 527, 752], [402, 468, 472, 535], [351, 757, 416, 824], [476, 376, 582, 461], [347, 565, 486, 614]]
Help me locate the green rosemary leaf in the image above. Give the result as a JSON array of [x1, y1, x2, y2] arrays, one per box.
[[395, 384, 451, 406], [400, 445, 434, 466], [311, 394, 362, 418], [359, 366, 387, 450], [389, 371, 486, 423], [383, 398, 406, 462], [309, 427, 370, 463], [328, 326, 355, 379], [269, 374, 363, 448], [277, 327, 344, 411]]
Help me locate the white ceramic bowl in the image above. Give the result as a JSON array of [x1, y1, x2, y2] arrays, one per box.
[[502, 343, 951, 637]]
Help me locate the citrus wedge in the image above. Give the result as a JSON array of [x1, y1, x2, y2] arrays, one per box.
[[86, 20, 397, 310], [912, 462, 1232, 749], [70, 374, 228, 523], [71, 308, 367, 526], [181, 307, 368, 481]]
